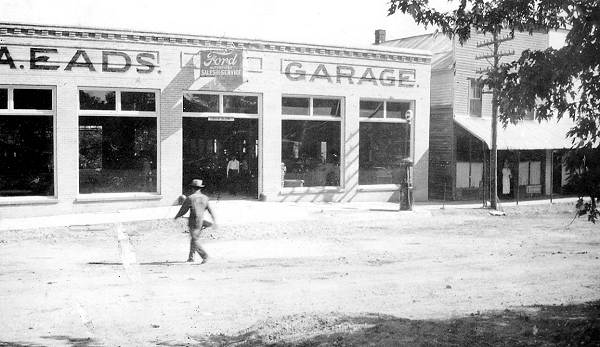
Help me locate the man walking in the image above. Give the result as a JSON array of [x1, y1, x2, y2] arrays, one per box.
[[174, 179, 217, 263]]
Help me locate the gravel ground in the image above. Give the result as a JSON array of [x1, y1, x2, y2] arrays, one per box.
[[0, 202, 599, 346]]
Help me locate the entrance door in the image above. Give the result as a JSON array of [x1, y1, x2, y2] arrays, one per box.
[[183, 118, 258, 199]]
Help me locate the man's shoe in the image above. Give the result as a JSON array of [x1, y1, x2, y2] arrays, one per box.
[[187, 258, 195, 262], [200, 257, 209, 264]]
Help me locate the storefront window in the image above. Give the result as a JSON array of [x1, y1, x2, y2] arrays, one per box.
[[121, 91, 156, 111], [0, 116, 54, 196], [281, 120, 340, 187], [282, 97, 309, 115], [183, 93, 219, 113], [79, 116, 157, 193], [1, 89, 9, 109], [1, 87, 55, 197], [359, 123, 409, 185], [223, 95, 258, 114], [359, 98, 414, 185], [78, 88, 158, 194], [79, 90, 116, 110], [14, 89, 53, 110]]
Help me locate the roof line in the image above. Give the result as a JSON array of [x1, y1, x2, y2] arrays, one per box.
[[0, 21, 432, 57], [382, 32, 437, 44]]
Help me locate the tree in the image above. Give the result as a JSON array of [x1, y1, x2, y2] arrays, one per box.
[[388, 0, 600, 222]]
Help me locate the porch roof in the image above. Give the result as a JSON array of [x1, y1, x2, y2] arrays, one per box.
[[454, 115, 575, 150]]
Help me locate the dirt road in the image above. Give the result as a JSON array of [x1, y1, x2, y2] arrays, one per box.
[[1, 203, 599, 346]]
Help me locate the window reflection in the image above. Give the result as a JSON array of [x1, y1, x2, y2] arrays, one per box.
[[0, 89, 7, 109], [79, 90, 116, 110], [79, 116, 157, 193], [282, 97, 309, 115], [313, 98, 341, 116], [121, 91, 156, 111], [0, 116, 54, 196], [281, 120, 340, 187], [14, 89, 53, 110], [223, 95, 258, 114], [359, 123, 409, 185], [386, 101, 411, 119], [359, 100, 384, 118], [183, 93, 219, 113]]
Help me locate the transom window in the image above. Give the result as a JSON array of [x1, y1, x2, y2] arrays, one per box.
[[183, 92, 259, 115], [282, 96, 341, 117], [79, 89, 156, 112], [360, 100, 413, 120], [78, 88, 159, 194], [1, 86, 55, 197]]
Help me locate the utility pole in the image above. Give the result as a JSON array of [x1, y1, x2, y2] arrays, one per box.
[[475, 28, 514, 210]]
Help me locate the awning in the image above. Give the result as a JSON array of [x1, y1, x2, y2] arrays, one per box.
[[454, 115, 575, 150]]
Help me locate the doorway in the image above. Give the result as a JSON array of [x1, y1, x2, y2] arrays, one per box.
[[183, 117, 259, 199]]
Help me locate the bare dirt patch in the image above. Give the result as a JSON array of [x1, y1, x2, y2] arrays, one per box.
[[0, 203, 599, 346]]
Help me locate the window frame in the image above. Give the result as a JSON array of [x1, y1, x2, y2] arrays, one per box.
[[183, 91, 261, 119], [0, 85, 57, 204], [281, 94, 344, 192], [78, 87, 158, 118], [76, 87, 161, 199], [468, 78, 483, 117], [357, 98, 414, 190], [359, 98, 413, 123], [282, 95, 343, 121]]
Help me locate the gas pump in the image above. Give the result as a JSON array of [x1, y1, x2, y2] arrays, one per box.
[[399, 110, 413, 211]]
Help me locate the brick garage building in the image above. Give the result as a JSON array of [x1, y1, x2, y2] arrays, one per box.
[[0, 23, 431, 217]]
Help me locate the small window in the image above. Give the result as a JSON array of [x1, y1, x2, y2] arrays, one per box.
[[360, 100, 384, 118], [469, 79, 482, 117], [313, 98, 341, 117], [524, 109, 535, 120], [79, 90, 116, 110], [223, 95, 258, 114], [0, 89, 7, 109], [14, 89, 53, 110], [282, 97, 309, 115], [121, 91, 156, 111], [183, 93, 219, 113]]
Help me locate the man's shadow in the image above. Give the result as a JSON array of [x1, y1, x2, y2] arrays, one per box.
[[87, 261, 202, 266]]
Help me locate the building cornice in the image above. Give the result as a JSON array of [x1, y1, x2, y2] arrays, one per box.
[[0, 22, 431, 65]]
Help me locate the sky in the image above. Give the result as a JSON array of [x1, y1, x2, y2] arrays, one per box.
[[0, 0, 456, 47]]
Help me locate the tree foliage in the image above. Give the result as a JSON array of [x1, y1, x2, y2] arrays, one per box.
[[388, 0, 600, 221]]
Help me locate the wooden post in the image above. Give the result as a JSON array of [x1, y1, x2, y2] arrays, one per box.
[[550, 150, 554, 203], [516, 150, 520, 205]]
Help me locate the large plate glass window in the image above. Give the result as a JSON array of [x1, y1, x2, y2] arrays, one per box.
[[78, 89, 158, 194], [0, 87, 55, 197], [359, 99, 413, 185], [281, 96, 342, 188]]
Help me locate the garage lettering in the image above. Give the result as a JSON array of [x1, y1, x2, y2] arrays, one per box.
[[282, 60, 415, 87]]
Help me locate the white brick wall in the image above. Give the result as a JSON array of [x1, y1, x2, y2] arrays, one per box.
[[0, 26, 431, 217]]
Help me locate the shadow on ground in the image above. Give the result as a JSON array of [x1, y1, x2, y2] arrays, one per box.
[[159, 301, 600, 346], [0, 335, 102, 347]]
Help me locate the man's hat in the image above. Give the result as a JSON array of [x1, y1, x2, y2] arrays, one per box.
[[189, 179, 205, 188]]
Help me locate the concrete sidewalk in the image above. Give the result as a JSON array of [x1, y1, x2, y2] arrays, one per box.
[[0, 197, 578, 231]]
